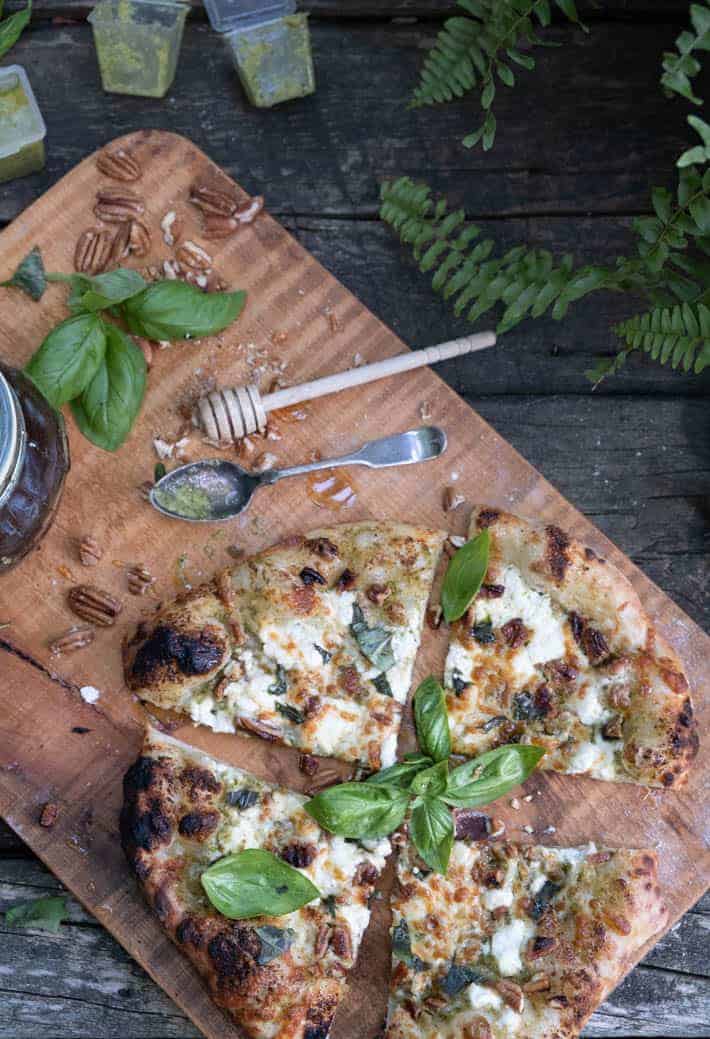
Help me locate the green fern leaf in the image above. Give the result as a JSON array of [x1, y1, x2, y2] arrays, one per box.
[[612, 301, 710, 375], [411, 0, 585, 150], [661, 1, 709, 104]]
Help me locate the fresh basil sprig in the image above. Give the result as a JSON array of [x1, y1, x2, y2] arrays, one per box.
[[6, 248, 248, 453], [305, 671, 544, 875], [0, 0, 31, 61], [441, 530, 491, 622], [413, 676, 451, 762], [201, 849, 319, 920]]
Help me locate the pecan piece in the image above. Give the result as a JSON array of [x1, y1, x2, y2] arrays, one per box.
[[189, 183, 237, 216], [176, 240, 213, 271], [330, 923, 352, 959], [305, 536, 339, 560], [478, 583, 505, 599], [48, 625, 95, 656], [426, 604, 442, 629], [94, 188, 145, 223], [354, 862, 378, 886], [67, 585, 122, 626], [463, 1018, 493, 1039], [74, 228, 112, 275], [109, 221, 132, 266], [202, 214, 239, 240], [129, 219, 151, 257], [300, 566, 326, 586], [495, 979, 524, 1013], [237, 716, 279, 742], [127, 564, 154, 596], [524, 973, 551, 993], [298, 753, 319, 777], [335, 568, 356, 591], [314, 923, 331, 958], [39, 802, 60, 828], [442, 485, 465, 511], [602, 715, 624, 740], [160, 210, 182, 246], [281, 842, 317, 868], [304, 766, 344, 796], [527, 934, 557, 959], [78, 534, 102, 567], [235, 195, 264, 224], [97, 147, 141, 182], [366, 582, 389, 605], [501, 617, 529, 648]]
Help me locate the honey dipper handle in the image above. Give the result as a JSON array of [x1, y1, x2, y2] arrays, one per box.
[[261, 331, 496, 413]]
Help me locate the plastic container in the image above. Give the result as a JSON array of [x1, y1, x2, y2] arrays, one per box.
[[0, 66, 46, 184], [202, 0, 315, 108], [89, 0, 189, 98]]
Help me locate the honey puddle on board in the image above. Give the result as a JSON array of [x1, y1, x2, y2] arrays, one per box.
[[306, 470, 357, 510]]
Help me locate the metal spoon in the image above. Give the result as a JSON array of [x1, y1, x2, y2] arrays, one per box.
[[150, 426, 447, 522]]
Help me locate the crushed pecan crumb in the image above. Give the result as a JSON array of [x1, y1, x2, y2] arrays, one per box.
[[39, 802, 60, 828], [298, 753, 320, 777]]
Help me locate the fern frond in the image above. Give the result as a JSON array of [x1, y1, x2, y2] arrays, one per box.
[[678, 114, 710, 168], [380, 176, 609, 333], [609, 301, 710, 378], [661, 1, 710, 105], [411, 0, 586, 151]]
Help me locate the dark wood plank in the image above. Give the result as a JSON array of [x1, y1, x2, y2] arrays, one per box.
[[0, 18, 705, 224]]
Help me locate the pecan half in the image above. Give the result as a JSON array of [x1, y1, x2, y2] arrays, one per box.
[[75, 228, 112, 275], [67, 585, 122, 626], [127, 564, 154, 596], [94, 188, 145, 223], [48, 625, 95, 656], [78, 535, 102, 567], [202, 214, 238, 240], [176, 240, 213, 271], [129, 219, 151, 257], [189, 183, 237, 216], [109, 222, 132, 266], [97, 147, 141, 182]]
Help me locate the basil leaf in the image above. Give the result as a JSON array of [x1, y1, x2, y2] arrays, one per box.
[[254, 924, 295, 963], [441, 530, 491, 622], [440, 962, 485, 996], [225, 788, 259, 810], [391, 918, 427, 971], [0, 0, 31, 60], [154, 462, 167, 482], [372, 673, 393, 697], [413, 676, 451, 763], [442, 744, 545, 808], [1, 246, 46, 301], [409, 798, 454, 874], [122, 281, 246, 341], [25, 312, 106, 409], [366, 753, 432, 791], [275, 701, 305, 724], [268, 665, 288, 696], [5, 895, 67, 932], [75, 268, 147, 313], [410, 759, 449, 799], [70, 323, 146, 452], [201, 849, 319, 920], [350, 603, 395, 671], [305, 781, 409, 839]]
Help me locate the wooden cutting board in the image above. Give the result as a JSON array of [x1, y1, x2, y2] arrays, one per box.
[[0, 130, 707, 1039]]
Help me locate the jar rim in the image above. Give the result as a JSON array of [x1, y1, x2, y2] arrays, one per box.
[[0, 369, 26, 507]]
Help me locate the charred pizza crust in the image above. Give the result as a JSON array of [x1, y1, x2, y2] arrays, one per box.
[[444, 507, 698, 787], [121, 728, 390, 1039], [386, 838, 667, 1039], [124, 522, 445, 769]]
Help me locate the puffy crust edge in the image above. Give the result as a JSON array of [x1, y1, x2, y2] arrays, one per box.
[[469, 506, 698, 786]]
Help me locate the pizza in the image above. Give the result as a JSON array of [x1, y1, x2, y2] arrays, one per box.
[[124, 521, 445, 770], [443, 506, 698, 787], [121, 726, 391, 1039], [386, 835, 667, 1039]]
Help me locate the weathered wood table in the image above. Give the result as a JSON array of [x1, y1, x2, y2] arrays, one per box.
[[0, 1, 708, 1036]]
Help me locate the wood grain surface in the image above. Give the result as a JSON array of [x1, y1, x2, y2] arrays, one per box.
[[0, 129, 707, 1039]]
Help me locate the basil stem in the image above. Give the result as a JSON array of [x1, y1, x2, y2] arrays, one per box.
[[441, 530, 491, 622]]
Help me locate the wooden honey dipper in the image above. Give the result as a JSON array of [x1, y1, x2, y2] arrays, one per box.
[[195, 331, 496, 443]]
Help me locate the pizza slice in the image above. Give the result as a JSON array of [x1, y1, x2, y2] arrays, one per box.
[[124, 521, 445, 769], [386, 836, 667, 1039], [121, 726, 391, 1039], [443, 506, 697, 787]]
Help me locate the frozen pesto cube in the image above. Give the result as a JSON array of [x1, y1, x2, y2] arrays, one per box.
[[0, 66, 46, 185], [89, 0, 189, 98], [226, 13, 315, 108]]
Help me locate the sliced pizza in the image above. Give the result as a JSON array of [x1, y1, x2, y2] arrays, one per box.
[[124, 521, 445, 769], [443, 507, 697, 787], [386, 836, 667, 1039], [121, 726, 391, 1039]]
